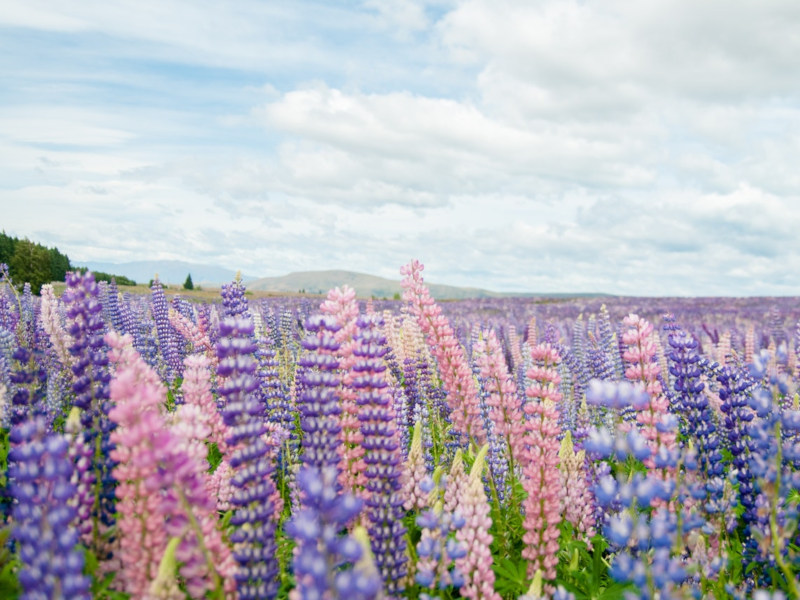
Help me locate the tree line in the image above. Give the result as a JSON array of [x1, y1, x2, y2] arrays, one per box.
[[0, 231, 135, 294]]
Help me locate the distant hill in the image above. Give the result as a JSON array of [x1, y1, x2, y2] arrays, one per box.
[[77, 260, 257, 287], [249, 269, 521, 300], [74, 262, 607, 299]]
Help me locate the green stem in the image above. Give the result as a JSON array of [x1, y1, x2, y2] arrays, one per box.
[[177, 487, 225, 600]]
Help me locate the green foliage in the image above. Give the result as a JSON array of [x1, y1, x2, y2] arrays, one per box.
[[163, 377, 183, 412], [183, 273, 194, 290], [554, 532, 631, 600], [0, 231, 74, 294], [492, 557, 529, 598], [0, 232, 16, 266], [0, 429, 20, 598], [0, 429, 9, 496], [47, 246, 70, 284], [9, 239, 51, 295], [0, 526, 21, 599], [206, 442, 223, 473], [275, 523, 296, 598], [74, 267, 136, 286], [85, 548, 128, 599]]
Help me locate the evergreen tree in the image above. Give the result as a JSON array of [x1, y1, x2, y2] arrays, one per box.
[[0, 231, 18, 266], [183, 273, 194, 290], [48, 246, 71, 283], [9, 238, 52, 294]]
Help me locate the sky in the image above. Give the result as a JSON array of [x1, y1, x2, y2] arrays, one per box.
[[2, 0, 800, 296]]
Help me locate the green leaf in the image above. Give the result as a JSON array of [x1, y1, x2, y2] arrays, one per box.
[[492, 558, 529, 597], [220, 509, 234, 531], [0, 554, 21, 599], [206, 441, 223, 473], [83, 546, 99, 577], [597, 581, 634, 600]]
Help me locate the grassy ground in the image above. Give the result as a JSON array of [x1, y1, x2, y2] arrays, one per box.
[[49, 282, 325, 302]]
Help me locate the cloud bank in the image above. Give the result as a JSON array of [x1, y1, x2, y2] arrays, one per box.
[[2, 0, 799, 295]]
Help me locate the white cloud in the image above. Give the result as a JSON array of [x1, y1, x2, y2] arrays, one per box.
[[1, 0, 799, 296]]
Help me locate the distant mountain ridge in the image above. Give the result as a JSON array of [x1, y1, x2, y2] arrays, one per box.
[[246, 269, 513, 299], [76, 261, 607, 299], [77, 260, 258, 287]]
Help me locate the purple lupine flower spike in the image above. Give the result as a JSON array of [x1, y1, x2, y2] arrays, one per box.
[[150, 277, 183, 382], [217, 316, 281, 599], [63, 270, 117, 557], [8, 417, 91, 599], [353, 313, 408, 596]]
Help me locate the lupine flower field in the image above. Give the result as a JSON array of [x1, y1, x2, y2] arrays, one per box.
[[1, 259, 800, 600]]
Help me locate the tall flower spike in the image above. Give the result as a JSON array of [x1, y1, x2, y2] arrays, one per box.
[[105, 278, 125, 333], [558, 431, 596, 549], [63, 270, 116, 559], [181, 354, 229, 454], [667, 328, 723, 480], [65, 408, 94, 543], [402, 420, 429, 511], [297, 314, 343, 470], [400, 259, 486, 447], [443, 449, 468, 515], [521, 341, 563, 581], [108, 332, 236, 599], [170, 308, 215, 362], [455, 445, 501, 600], [621, 314, 676, 459], [255, 335, 286, 423], [320, 285, 366, 492], [414, 498, 467, 595], [286, 466, 382, 600], [39, 284, 74, 369], [474, 329, 525, 478], [150, 277, 183, 382], [7, 343, 46, 427], [217, 317, 281, 598], [220, 273, 251, 319], [353, 313, 408, 596], [717, 363, 758, 554], [507, 325, 524, 377], [8, 417, 91, 599]]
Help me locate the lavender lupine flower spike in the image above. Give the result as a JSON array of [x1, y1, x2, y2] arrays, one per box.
[[718, 364, 757, 550], [286, 466, 382, 600], [414, 483, 467, 597], [287, 313, 382, 599], [667, 327, 723, 480], [105, 278, 125, 333], [353, 313, 408, 595], [8, 417, 91, 599], [7, 344, 46, 427], [297, 314, 343, 469], [221, 273, 252, 319], [62, 271, 117, 555], [217, 316, 281, 598], [150, 277, 183, 383]]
